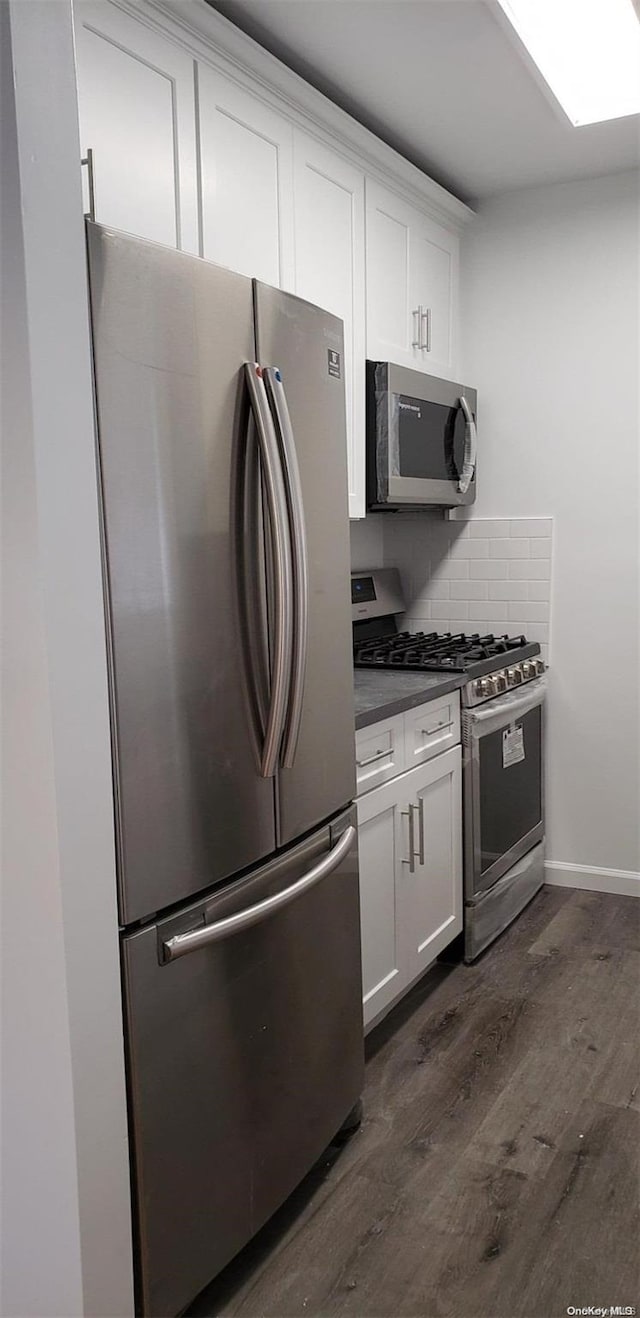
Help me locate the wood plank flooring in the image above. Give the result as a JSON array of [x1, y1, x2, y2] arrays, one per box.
[[187, 886, 640, 1318]]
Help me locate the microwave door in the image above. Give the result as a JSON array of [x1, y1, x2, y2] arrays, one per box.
[[387, 394, 471, 506], [370, 362, 476, 508]]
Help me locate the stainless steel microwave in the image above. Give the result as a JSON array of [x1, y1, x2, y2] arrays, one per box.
[[366, 361, 477, 510]]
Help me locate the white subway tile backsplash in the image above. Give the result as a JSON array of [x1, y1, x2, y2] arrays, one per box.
[[382, 514, 554, 661], [418, 579, 450, 601], [508, 601, 550, 622], [489, 538, 530, 559], [489, 580, 528, 600], [529, 580, 551, 601], [530, 538, 552, 558], [431, 599, 468, 620], [450, 538, 490, 559], [468, 559, 508, 580], [468, 519, 510, 538], [509, 519, 552, 537], [432, 558, 469, 580], [469, 600, 507, 621], [508, 559, 551, 580], [450, 580, 488, 600]]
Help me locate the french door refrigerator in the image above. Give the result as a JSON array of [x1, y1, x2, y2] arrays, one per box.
[[86, 221, 363, 1318]]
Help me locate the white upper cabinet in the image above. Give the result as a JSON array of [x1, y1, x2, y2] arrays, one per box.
[[366, 179, 459, 378], [292, 133, 366, 519], [74, 2, 198, 253], [197, 68, 295, 288]]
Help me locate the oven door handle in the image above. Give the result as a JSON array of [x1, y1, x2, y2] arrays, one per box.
[[466, 677, 547, 733], [458, 395, 477, 494]]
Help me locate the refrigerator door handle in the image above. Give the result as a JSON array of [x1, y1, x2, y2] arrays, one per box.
[[162, 824, 356, 961], [244, 363, 293, 777], [263, 366, 309, 769]]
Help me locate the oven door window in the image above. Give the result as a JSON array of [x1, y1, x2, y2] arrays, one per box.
[[395, 394, 466, 481], [478, 705, 542, 877]]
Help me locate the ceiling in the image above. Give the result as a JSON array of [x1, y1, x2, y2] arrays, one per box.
[[209, 0, 640, 206]]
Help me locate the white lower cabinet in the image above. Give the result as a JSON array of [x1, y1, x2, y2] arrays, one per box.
[[357, 732, 462, 1031]]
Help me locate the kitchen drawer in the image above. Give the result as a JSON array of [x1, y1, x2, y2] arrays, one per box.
[[355, 714, 405, 793], [403, 692, 461, 769]]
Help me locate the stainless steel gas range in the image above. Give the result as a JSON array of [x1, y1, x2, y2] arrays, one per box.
[[353, 568, 546, 961]]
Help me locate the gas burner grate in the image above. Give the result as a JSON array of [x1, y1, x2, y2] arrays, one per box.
[[353, 631, 530, 673]]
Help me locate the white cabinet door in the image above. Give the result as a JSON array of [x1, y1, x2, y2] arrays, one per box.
[[357, 776, 408, 1029], [410, 213, 456, 375], [366, 179, 457, 378], [293, 133, 366, 519], [74, 1, 198, 252], [402, 746, 462, 977], [197, 68, 295, 287]]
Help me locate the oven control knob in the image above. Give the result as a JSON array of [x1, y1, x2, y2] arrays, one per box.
[[484, 676, 497, 697], [534, 658, 546, 675], [507, 666, 523, 686], [494, 671, 507, 694], [521, 661, 534, 680]]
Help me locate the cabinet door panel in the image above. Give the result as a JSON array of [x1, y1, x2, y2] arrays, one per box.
[[198, 69, 294, 287], [293, 133, 365, 518], [410, 219, 455, 373], [366, 179, 458, 378], [404, 746, 462, 977], [357, 779, 407, 1029], [75, 2, 198, 252], [366, 195, 410, 359]]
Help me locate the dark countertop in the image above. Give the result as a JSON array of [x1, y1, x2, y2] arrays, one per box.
[[354, 669, 465, 730]]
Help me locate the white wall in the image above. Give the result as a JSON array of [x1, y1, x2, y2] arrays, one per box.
[[460, 171, 640, 880], [1, 3, 134, 1313], [1, 7, 84, 1309]]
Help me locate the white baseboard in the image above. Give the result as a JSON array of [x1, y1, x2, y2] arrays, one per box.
[[545, 861, 640, 898]]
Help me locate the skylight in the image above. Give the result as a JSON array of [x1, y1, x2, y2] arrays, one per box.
[[496, 0, 640, 126]]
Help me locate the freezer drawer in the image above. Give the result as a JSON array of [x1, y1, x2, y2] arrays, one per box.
[[122, 810, 363, 1317]]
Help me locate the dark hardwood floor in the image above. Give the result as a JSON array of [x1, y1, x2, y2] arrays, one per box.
[[187, 886, 640, 1318]]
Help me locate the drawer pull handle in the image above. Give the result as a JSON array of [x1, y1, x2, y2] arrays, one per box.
[[421, 720, 453, 736], [417, 796, 425, 865], [357, 746, 390, 769]]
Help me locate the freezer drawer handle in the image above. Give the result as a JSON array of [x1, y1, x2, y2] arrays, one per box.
[[244, 363, 293, 777], [264, 366, 309, 770], [162, 825, 356, 962]]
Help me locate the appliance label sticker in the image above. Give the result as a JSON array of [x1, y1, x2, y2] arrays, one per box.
[[503, 724, 525, 768], [328, 349, 341, 379]]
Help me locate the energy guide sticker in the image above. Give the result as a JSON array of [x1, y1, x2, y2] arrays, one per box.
[[503, 724, 525, 768]]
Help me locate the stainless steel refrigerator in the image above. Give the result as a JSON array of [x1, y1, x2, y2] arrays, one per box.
[[86, 221, 363, 1318]]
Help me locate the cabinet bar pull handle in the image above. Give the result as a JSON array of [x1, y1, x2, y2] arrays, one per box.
[[421, 720, 453, 736], [81, 148, 96, 221], [420, 307, 432, 351], [357, 746, 390, 769], [402, 805, 418, 873], [412, 306, 422, 349], [417, 797, 425, 866]]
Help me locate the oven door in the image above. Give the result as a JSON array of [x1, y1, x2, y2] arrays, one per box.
[[463, 678, 546, 898], [368, 362, 477, 508]]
